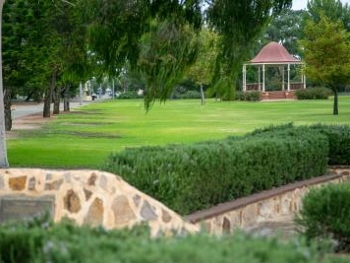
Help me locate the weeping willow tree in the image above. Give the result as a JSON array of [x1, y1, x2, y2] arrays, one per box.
[[138, 18, 199, 109], [86, 0, 292, 106], [206, 0, 292, 99]]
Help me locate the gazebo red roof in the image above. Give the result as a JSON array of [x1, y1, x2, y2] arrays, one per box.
[[250, 42, 300, 64]]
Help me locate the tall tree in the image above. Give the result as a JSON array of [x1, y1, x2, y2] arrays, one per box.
[[0, 0, 8, 167], [206, 0, 292, 98], [187, 28, 218, 104], [306, 0, 350, 31], [263, 9, 305, 56], [300, 15, 350, 115]]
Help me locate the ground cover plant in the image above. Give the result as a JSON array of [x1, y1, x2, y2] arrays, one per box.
[[297, 182, 350, 252], [0, 215, 346, 263], [7, 97, 350, 169]]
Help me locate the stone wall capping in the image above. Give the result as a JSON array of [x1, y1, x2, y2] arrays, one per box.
[[186, 172, 342, 224]]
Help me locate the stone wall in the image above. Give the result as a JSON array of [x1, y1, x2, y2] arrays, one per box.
[[1, 168, 349, 237], [0, 169, 198, 236], [186, 168, 350, 235]]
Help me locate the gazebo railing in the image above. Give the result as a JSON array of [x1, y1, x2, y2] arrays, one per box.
[[245, 82, 305, 92], [246, 83, 261, 91]]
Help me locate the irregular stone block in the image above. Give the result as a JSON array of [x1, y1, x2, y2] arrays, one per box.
[[0, 176, 4, 190], [141, 201, 158, 221], [161, 209, 172, 223], [44, 179, 63, 191], [28, 177, 36, 191], [222, 217, 231, 233], [241, 204, 258, 228], [133, 194, 141, 207], [64, 189, 81, 213], [99, 175, 107, 190], [88, 173, 97, 186], [45, 173, 52, 181], [84, 188, 93, 201], [112, 196, 136, 225], [84, 198, 104, 226], [9, 176, 27, 191]]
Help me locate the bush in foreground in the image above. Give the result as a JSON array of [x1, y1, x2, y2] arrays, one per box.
[[0, 215, 345, 263], [296, 183, 350, 252]]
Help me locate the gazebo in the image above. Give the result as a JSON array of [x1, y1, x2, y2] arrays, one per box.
[[242, 42, 306, 99]]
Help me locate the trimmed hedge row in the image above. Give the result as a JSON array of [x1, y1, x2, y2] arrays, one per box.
[[295, 87, 332, 100], [251, 124, 350, 165], [0, 215, 343, 263], [104, 124, 334, 215]]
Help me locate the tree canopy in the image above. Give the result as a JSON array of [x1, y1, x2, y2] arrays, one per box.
[[300, 14, 350, 115], [86, 0, 292, 107]]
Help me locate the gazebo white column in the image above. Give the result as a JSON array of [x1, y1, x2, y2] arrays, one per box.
[[258, 66, 261, 91], [287, 63, 290, 91], [303, 64, 306, 89], [262, 64, 266, 92], [282, 66, 285, 91], [243, 64, 247, 91]]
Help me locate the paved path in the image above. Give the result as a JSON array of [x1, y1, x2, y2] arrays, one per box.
[[11, 101, 94, 119]]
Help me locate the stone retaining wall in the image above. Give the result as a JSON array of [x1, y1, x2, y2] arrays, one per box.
[[186, 168, 350, 235], [0, 169, 198, 236], [1, 168, 349, 237]]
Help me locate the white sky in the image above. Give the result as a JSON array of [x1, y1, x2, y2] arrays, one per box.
[[292, 0, 350, 10]]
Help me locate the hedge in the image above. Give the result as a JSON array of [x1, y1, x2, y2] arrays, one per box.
[[296, 182, 350, 252], [0, 215, 344, 263], [295, 87, 332, 100], [250, 123, 350, 166], [104, 124, 330, 215]]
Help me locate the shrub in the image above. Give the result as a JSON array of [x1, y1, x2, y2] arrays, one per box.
[[251, 123, 350, 165], [178, 90, 202, 99], [0, 215, 344, 263], [235, 91, 261, 101], [104, 125, 328, 215], [310, 125, 350, 165], [118, 91, 143, 99], [295, 87, 332, 100], [296, 183, 350, 252]]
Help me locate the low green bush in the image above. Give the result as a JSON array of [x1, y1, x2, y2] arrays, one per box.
[[296, 183, 350, 252], [0, 215, 344, 263], [251, 123, 350, 165], [118, 91, 143, 99], [295, 87, 332, 100], [177, 90, 202, 99], [235, 91, 262, 101], [104, 124, 328, 215]]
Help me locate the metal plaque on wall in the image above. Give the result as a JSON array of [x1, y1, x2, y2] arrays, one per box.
[[0, 195, 55, 223]]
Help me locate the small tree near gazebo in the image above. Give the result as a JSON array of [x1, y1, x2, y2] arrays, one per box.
[[300, 15, 350, 115]]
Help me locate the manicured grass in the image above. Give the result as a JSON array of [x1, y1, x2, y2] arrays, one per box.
[[7, 97, 350, 169]]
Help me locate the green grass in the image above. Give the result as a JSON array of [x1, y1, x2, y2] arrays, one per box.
[[7, 97, 350, 169]]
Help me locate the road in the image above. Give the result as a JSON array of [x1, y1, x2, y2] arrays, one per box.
[[11, 100, 95, 119]]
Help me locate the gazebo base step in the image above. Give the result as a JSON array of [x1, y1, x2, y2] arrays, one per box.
[[261, 91, 295, 100]]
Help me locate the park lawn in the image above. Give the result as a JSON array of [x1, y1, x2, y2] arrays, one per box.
[[7, 97, 350, 169]]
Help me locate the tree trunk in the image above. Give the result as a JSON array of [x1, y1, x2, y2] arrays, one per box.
[[333, 88, 338, 115], [63, 84, 70, 112], [43, 68, 57, 118], [4, 87, 11, 131], [53, 86, 61, 115], [200, 84, 205, 105], [0, 0, 9, 167]]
